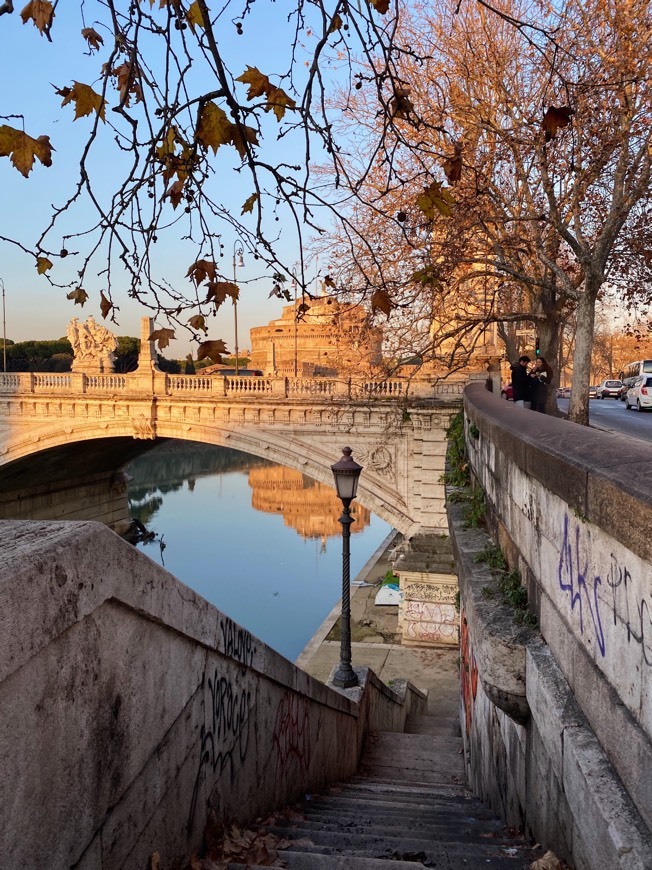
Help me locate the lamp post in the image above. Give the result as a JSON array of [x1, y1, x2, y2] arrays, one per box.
[[291, 263, 300, 377], [0, 277, 5, 373], [232, 240, 245, 374], [331, 446, 363, 689]]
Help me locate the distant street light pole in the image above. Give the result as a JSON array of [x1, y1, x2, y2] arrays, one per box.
[[291, 262, 300, 377], [0, 277, 6, 373], [331, 446, 363, 689], [232, 239, 245, 374]]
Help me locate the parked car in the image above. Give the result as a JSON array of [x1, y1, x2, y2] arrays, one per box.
[[625, 375, 652, 411], [588, 385, 598, 399], [500, 383, 513, 400], [557, 387, 571, 398], [596, 379, 623, 399], [620, 378, 635, 401]]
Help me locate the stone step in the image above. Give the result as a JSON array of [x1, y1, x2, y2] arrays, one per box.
[[262, 836, 535, 868], [227, 853, 436, 869], [370, 731, 460, 751], [349, 776, 466, 797], [268, 816, 509, 842], [404, 715, 460, 735], [305, 798, 498, 822]]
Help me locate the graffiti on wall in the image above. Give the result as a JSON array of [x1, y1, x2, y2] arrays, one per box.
[[188, 668, 254, 832], [220, 616, 255, 672], [272, 692, 311, 780], [558, 513, 651, 665], [460, 612, 478, 735], [557, 514, 606, 656]]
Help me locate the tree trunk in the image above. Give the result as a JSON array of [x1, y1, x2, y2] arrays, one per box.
[[568, 284, 600, 425]]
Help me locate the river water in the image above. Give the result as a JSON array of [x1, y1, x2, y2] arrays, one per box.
[[126, 441, 391, 662]]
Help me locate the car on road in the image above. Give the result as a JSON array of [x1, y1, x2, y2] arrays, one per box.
[[500, 383, 513, 400], [620, 379, 635, 401], [625, 376, 652, 411], [557, 387, 571, 398], [596, 379, 623, 399], [588, 385, 598, 399]]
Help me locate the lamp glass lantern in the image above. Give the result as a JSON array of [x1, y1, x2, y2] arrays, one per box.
[[331, 446, 362, 503]]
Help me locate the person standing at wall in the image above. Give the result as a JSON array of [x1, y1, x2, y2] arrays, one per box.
[[530, 357, 554, 413], [510, 355, 532, 408]]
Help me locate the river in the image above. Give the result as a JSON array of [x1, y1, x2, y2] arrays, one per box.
[[126, 441, 392, 662]]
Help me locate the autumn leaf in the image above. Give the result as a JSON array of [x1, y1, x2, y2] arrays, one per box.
[[56, 82, 107, 121], [411, 266, 440, 286], [265, 86, 296, 122], [416, 181, 454, 219], [241, 193, 259, 215], [236, 66, 270, 101], [323, 275, 335, 288], [390, 86, 414, 120], [542, 106, 573, 142], [0, 125, 53, 177], [156, 126, 178, 160], [230, 123, 259, 158], [112, 62, 143, 106], [185, 0, 205, 31], [20, 0, 53, 34], [442, 151, 462, 184], [205, 281, 239, 307], [186, 259, 217, 285], [371, 288, 393, 317], [368, 0, 390, 14], [329, 13, 342, 32], [81, 27, 104, 51], [196, 102, 233, 154], [530, 852, 563, 870], [67, 287, 88, 305], [188, 314, 208, 333], [148, 328, 175, 350], [100, 291, 113, 319], [197, 339, 228, 362], [164, 178, 185, 209], [36, 256, 53, 274]]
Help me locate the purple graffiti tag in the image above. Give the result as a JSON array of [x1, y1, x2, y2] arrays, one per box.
[[558, 514, 606, 657]]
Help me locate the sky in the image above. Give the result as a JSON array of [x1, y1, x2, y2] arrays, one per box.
[[0, 1, 341, 357]]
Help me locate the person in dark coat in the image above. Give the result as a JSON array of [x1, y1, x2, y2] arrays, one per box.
[[510, 356, 532, 407], [530, 357, 554, 412]]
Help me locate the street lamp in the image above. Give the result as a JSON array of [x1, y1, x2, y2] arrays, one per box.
[[291, 263, 300, 377], [232, 240, 245, 374], [0, 277, 6, 373], [330, 446, 363, 689]]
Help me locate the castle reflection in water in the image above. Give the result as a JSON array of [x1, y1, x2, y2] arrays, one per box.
[[128, 441, 370, 542]]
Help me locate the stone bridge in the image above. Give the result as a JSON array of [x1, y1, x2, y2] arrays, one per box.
[[0, 364, 469, 535]]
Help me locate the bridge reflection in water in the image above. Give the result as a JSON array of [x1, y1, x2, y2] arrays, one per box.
[[126, 441, 391, 661]]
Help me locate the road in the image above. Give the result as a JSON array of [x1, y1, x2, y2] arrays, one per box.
[[557, 396, 652, 443]]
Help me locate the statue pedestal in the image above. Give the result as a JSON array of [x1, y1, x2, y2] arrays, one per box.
[[71, 354, 115, 375]]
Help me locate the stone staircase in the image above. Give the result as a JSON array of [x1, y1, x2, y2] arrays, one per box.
[[225, 708, 544, 869]]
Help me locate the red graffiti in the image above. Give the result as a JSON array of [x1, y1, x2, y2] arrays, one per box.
[[272, 693, 311, 778], [460, 611, 478, 734]]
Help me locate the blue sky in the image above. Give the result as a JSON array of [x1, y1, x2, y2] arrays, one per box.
[[0, 1, 340, 356]]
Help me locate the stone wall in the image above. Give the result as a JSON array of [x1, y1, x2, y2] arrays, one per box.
[[455, 384, 652, 870], [0, 520, 425, 869]]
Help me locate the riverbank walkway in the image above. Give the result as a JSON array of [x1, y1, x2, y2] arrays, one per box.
[[296, 532, 459, 719]]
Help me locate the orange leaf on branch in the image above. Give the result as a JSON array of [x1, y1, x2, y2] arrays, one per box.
[[205, 281, 239, 308], [148, 328, 175, 350], [197, 339, 228, 363], [265, 86, 296, 122], [100, 291, 113, 319], [368, 0, 390, 13], [36, 256, 53, 274], [0, 125, 53, 177], [188, 314, 208, 333], [371, 288, 393, 317], [416, 180, 454, 219], [56, 82, 107, 121], [542, 106, 573, 142], [164, 178, 185, 209], [66, 287, 88, 305], [186, 259, 217, 285], [81, 27, 104, 51], [185, 0, 206, 31], [195, 103, 233, 154], [241, 193, 259, 215], [236, 66, 271, 101], [20, 0, 53, 34]]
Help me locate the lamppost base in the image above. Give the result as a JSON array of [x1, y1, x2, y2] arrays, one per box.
[[331, 666, 358, 689]]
